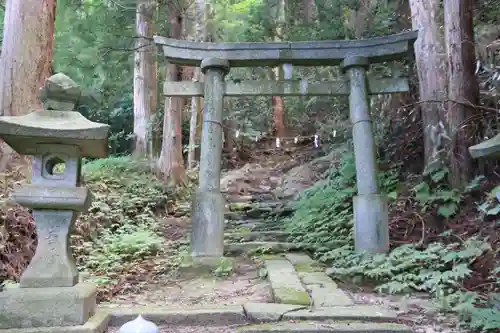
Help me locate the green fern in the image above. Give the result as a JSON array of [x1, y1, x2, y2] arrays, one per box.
[[282, 153, 500, 332]]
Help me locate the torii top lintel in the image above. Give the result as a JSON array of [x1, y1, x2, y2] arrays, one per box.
[[153, 31, 417, 67]]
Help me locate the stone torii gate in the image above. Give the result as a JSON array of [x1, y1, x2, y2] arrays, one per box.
[[154, 31, 418, 262]]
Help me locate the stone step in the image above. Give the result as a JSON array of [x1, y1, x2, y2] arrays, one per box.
[[264, 259, 310, 306], [238, 322, 412, 333], [262, 253, 355, 308], [225, 231, 291, 242], [252, 222, 283, 232], [287, 253, 354, 307], [225, 219, 267, 229], [225, 202, 294, 220], [224, 242, 300, 256], [299, 271, 353, 307], [243, 302, 399, 323], [184, 220, 282, 236], [225, 218, 284, 232], [281, 305, 399, 322], [225, 211, 248, 221], [228, 202, 255, 211]]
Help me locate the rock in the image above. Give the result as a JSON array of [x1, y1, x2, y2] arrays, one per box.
[[225, 212, 247, 220], [298, 272, 333, 285], [252, 193, 276, 202], [225, 219, 266, 231], [307, 284, 353, 306], [224, 242, 299, 255], [225, 231, 291, 242], [221, 163, 277, 194], [265, 259, 310, 306], [229, 202, 254, 211], [284, 253, 353, 307], [274, 145, 347, 200], [246, 207, 273, 218], [284, 253, 316, 266], [225, 194, 255, 203], [243, 302, 306, 322], [238, 322, 412, 333], [281, 305, 399, 322]]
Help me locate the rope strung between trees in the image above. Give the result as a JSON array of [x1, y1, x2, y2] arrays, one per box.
[[203, 119, 324, 148]]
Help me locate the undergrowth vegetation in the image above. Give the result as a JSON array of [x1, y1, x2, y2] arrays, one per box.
[[73, 156, 184, 300], [283, 152, 500, 332], [0, 156, 194, 301]]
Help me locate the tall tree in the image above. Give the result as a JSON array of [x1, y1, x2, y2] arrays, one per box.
[[299, 0, 316, 23], [0, 0, 57, 170], [345, 0, 377, 38], [133, 0, 157, 157], [0, 0, 56, 115], [409, 0, 448, 173], [157, 2, 186, 183], [271, 0, 286, 139], [444, 0, 479, 187], [187, 0, 207, 169]]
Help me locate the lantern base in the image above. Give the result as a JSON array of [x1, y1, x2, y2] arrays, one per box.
[[0, 282, 102, 330]]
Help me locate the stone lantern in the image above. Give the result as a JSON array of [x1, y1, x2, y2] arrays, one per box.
[[0, 73, 110, 331], [469, 134, 500, 202]]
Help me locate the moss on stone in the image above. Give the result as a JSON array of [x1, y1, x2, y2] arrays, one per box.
[[229, 202, 252, 211], [177, 254, 226, 276], [294, 262, 323, 273], [230, 227, 251, 233], [274, 287, 310, 305], [259, 254, 284, 261]]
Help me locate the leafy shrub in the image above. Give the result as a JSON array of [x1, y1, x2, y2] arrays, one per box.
[[83, 224, 162, 272], [283, 152, 500, 332], [284, 151, 399, 253], [72, 156, 169, 298], [327, 239, 500, 332]]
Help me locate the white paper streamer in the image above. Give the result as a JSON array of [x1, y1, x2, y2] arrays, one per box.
[[314, 134, 319, 148], [276, 137, 280, 148]]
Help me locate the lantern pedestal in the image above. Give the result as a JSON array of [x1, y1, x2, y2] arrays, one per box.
[[0, 74, 110, 333], [0, 283, 97, 329]]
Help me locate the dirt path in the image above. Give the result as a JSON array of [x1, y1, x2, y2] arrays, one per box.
[[101, 257, 272, 308]]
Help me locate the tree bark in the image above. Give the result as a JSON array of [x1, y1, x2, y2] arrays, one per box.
[[0, 0, 56, 170], [187, 0, 207, 169], [299, 0, 316, 23], [133, 0, 156, 158], [271, 0, 286, 139], [157, 5, 186, 184], [444, 0, 479, 187], [409, 0, 448, 173], [0, 0, 56, 115], [352, 0, 378, 38], [187, 69, 202, 169]]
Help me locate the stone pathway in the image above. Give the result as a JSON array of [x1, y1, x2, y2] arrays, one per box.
[[212, 190, 414, 332], [103, 188, 413, 332]]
